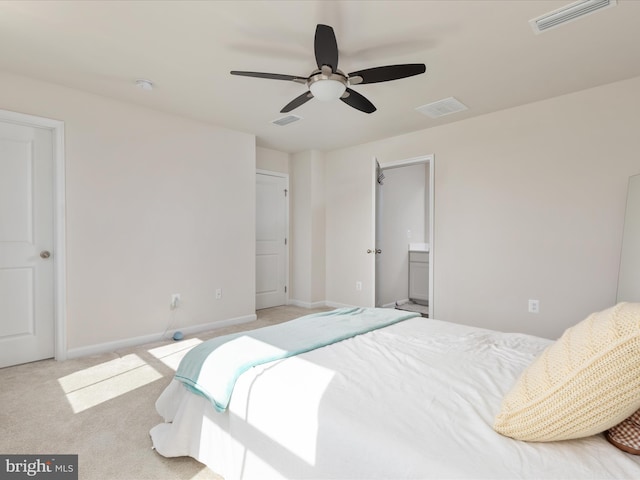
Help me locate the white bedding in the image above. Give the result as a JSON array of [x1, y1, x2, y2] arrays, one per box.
[[150, 316, 640, 479]]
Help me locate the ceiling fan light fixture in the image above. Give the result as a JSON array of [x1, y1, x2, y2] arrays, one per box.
[[307, 69, 348, 102], [309, 79, 347, 102]]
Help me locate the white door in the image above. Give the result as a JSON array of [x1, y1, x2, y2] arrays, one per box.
[[256, 173, 287, 309], [374, 176, 384, 307], [0, 120, 55, 368], [617, 174, 640, 302]]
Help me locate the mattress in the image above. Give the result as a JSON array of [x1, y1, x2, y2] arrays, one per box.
[[150, 314, 640, 479]]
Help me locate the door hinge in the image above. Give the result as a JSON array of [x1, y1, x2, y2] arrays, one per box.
[[284, 237, 287, 245], [285, 286, 287, 293], [284, 189, 288, 197]]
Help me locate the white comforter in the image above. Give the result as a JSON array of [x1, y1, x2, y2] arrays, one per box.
[[150, 316, 640, 479]]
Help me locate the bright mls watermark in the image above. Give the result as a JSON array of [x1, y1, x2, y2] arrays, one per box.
[[1, 455, 77, 479]]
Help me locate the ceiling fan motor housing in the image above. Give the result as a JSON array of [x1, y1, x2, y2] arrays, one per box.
[[308, 68, 348, 101]]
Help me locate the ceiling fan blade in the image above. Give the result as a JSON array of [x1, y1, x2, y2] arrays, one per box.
[[340, 88, 376, 114], [281, 91, 313, 113], [230, 71, 307, 83], [314, 24, 339, 72], [348, 64, 426, 85]]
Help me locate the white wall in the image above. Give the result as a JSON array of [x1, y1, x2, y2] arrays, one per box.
[[257, 146, 289, 174], [4, 69, 639, 351], [325, 76, 640, 339], [310, 153, 326, 304], [290, 150, 325, 306], [0, 72, 256, 352]]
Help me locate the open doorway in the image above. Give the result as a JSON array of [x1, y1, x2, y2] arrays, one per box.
[[375, 155, 434, 317]]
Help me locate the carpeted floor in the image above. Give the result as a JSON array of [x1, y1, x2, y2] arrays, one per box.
[[0, 305, 330, 480]]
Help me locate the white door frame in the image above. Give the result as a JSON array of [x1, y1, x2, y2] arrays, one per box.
[[0, 109, 66, 361], [376, 154, 435, 317], [256, 169, 289, 307]]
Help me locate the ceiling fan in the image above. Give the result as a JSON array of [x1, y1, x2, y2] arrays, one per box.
[[230, 24, 426, 114]]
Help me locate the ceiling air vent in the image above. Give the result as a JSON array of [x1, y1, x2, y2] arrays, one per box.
[[272, 115, 302, 126], [530, 0, 617, 33], [416, 97, 468, 119]]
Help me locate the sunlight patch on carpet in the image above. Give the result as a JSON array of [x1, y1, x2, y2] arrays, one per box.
[[58, 354, 163, 413]]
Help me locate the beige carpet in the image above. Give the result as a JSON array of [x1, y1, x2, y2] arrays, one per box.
[[0, 305, 330, 480]]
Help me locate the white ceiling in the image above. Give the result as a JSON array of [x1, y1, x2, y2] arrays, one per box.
[[0, 0, 639, 153]]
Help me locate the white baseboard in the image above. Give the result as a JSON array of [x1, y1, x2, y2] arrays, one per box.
[[325, 301, 397, 310], [287, 299, 362, 310], [324, 300, 359, 309], [65, 313, 257, 360], [287, 299, 330, 309], [289, 299, 393, 310]]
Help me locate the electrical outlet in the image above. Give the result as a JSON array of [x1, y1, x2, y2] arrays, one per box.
[[355, 281, 362, 291], [170, 294, 181, 309], [528, 299, 540, 314], [216, 288, 222, 299]]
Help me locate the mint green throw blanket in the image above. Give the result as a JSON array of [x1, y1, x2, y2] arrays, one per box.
[[175, 307, 420, 412]]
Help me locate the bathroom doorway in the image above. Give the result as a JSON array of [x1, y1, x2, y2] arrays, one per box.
[[375, 155, 434, 316]]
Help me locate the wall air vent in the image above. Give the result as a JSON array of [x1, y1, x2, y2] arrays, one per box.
[[530, 0, 617, 34], [271, 115, 302, 126], [416, 97, 468, 119]]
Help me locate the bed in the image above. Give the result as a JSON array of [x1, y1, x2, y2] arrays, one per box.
[[150, 306, 640, 479]]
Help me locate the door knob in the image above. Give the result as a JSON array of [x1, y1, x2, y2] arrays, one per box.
[[367, 249, 382, 254], [40, 250, 51, 259]]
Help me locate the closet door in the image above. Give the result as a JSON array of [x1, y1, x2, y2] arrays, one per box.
[[256, 172, 288, 309], [617, 174, 640, 302], [0, 120, 55, 368]]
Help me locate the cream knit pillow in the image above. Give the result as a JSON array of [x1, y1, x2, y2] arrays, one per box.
[[494, 302, 640, 442]]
